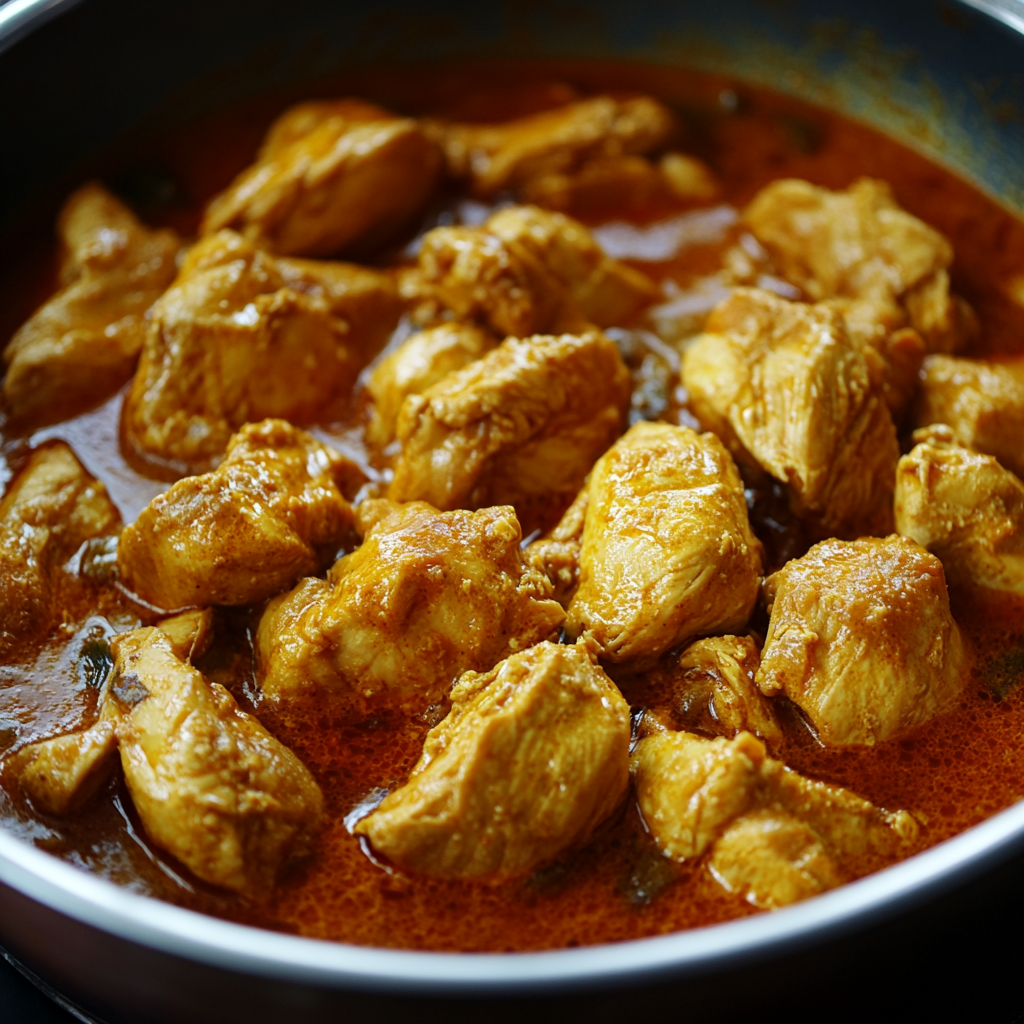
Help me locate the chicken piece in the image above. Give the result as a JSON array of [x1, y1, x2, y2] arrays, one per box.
[[670, 635, 782, 748], [525, 483, 589, 607], [3, 183, 180, 424], [745, 178, 976, 353], [895, 432, 1024, 594], [436, 95, 677, 198], [914, 355, 1024, 479], [123, 230, 400, 472], [257, 500, 565, 710], [365, 323, 496, 448], [108, 624, 323, 893], [406, 205, 657, 337], [0, 443, 120, 659], [521, 151, 721, 213], [6, 719, 118, 816], [682, 288, 898, 538], [486, 206, 659, 327], [202, 99, 442, 257], [5, 609, 212, 816], [757, 535, 967, 747], [118, 420, 355, 610], [389, 331, 629, 523], [631, 728, 916, 908], [565, 423, 762, 664], [354, 639, 630, 878]]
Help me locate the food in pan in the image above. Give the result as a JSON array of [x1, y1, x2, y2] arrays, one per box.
[[0, 65, 1021, 952]]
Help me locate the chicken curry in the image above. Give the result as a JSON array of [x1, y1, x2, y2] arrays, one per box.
[[0, 62, 1022, 951]]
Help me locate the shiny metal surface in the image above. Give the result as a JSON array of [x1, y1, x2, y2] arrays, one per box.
[[0, 0, 1022, 1019]]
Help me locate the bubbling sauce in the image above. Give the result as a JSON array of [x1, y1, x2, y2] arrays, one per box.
[[0, 61, 1022, 951]]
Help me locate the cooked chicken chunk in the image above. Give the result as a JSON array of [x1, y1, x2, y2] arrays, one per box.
[[525, 483, 589, 607], [565, 423, 763, 664], [257, 500, 565, 711], [202, 99, 442, 257], [632, 729, 916, 908], [682, 288, 898, 537], [389, 331, 630, 523], [406, 205, 657, 336], [123, 230, 400, 472], [118, 420, 355, 610], [757, 535, 967, 746], [436, 95, 677, 198], [3, 184, 180, 424], [354, 640, 630, 877], [520, 151, 720, 213], [108, 624, 323, 893], [895, 432, 1024, 594], [0, 443, 119, 659], [914, 355, 1024, 479], [6, 609, 212, 816], [6, 719, 118, 815], [669, 635, 782, 748], [365, 323, 496, 447], [746, 178, 977, 353]]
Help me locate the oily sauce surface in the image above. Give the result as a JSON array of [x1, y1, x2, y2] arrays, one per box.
[[0, 62, 1023, 951]]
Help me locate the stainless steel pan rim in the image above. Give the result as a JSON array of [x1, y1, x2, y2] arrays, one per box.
[[2, 0, 1024, 998], [2, 800, 1023, 994]]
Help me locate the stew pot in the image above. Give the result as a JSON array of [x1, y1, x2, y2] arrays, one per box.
[[0, 0, 1022, 1020]]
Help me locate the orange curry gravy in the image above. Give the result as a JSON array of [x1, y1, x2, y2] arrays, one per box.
[[0, 61, 1022, 951]]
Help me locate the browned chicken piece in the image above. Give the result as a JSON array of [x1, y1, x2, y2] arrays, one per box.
[[0, 443, 119, 660], [118, 420, 355, 610], [682, 288, 899, 538], [895, 431, 1024, 594], [365, 323, 496, 448], [201, 99, 442, 257], [486, 206, 659, 327], [745, 178, 977, 354], [565, 423, 763, 664], [521, 151, 721, 212], [631, 728, 916, 908], [436, 95, 677, 198], [525, 483, 589, 607], [389, 331, 630, 521], [257, 500, 565, 710], [123, 230, 400, 472], [757, 535, 967, 747], [914, 355, 1024, 479], [670, 635, 783, 748], [108, 623, 323, 893], [354, 640, 630, 878], [6, 719, 118, 816], [3, 183, 180, 424], [406, 205, 658, 337]]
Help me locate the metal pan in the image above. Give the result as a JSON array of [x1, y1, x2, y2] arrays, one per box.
[[0, 1, 1022, 1020]]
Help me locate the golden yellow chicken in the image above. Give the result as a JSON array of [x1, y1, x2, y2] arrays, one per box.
[[257, 500, 565, 711], [355, 640, 630, 877], [123, 230, 400, 472], [4, 183, 180, 423], [632, 727, 916, 909], [565, 422, 763, 664], [0, 442, 119, 660], [683, 288, 899, 538], [118, 420, 355, 609], [895, 426, 1024, 594], [202, 99, 442, 257], [757, 535, 967, 746]]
